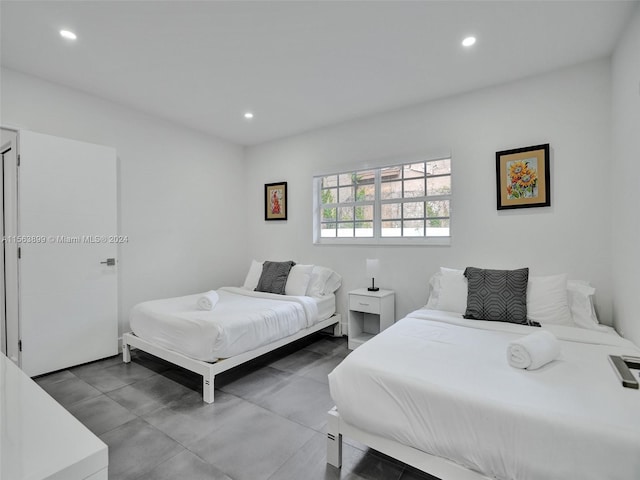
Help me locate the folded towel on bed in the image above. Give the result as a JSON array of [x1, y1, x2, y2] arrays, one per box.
[[507, 330, 560, 370], [197, 290, 219, 311]]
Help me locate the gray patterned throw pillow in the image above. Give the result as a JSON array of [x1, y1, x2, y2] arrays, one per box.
[[255, 260, 296, 295], [463, 267, 529, 324]]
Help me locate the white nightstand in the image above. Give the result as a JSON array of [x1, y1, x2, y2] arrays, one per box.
[[347, 288, 395, 349]]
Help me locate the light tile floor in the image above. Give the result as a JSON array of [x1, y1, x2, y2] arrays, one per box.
[[35, 334, 438, 480]]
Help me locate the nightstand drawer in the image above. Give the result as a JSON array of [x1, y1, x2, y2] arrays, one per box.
[[349, 295, 381, 314]]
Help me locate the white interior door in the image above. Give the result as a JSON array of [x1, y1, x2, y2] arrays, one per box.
[[19, 130, 118, 376]]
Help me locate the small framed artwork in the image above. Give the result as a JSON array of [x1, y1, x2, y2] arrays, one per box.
[[496, 143, 550, 210], [265, 181, 287, 220]]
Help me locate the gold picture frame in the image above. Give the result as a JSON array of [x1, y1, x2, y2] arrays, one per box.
[[265, 182, 287, 220], [496, 144, 550, 210]]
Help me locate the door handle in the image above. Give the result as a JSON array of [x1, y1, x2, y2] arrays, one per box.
[[100, 258, 116, 266]]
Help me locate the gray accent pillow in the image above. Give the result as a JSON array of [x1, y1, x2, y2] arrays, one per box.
[[255, 261, 296, 295], [463, 267, 529, 324]]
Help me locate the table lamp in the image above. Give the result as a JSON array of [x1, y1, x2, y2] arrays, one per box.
[[366, 258, 380, 291]]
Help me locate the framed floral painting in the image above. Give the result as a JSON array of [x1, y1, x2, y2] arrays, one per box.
[[265, 181, 287, 220], [496, 144, 550, 210]]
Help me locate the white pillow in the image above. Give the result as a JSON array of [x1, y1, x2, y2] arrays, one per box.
[[426, 268, 465, 309], [526, 274, 574, 326], [323, 271, 342, 295], [306, 266, 334, 297], [567, 280, 605, 330], [242, 260, 264, 290], [426, 272, 442, 308], [436, 271, 468, 313], [285, 264, 314, 296], [441, 267, 464, 275]]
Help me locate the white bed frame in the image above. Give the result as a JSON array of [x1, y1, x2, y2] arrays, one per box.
[[122, 314, 341, 403], [327, 407, 490, 480]]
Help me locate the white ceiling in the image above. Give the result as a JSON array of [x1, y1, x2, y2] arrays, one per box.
[[1, 1, 637, 146]]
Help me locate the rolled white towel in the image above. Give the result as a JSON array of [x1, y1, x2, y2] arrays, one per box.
[[197, 290, 219, 311], [507, 330, 560, 370]]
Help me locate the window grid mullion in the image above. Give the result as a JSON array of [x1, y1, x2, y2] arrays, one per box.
[[352, 206, 356, 237], [426, 173, 450, 179], [423, 163, 428, 236], [374, 169, 381, 239]]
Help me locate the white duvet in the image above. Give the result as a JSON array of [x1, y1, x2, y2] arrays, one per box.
[[329, 308, 640, 480], [130, 287, 319, 362]]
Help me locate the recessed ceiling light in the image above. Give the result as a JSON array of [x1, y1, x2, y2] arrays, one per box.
[[462, 36, 476, 47], [60, 30, 77, 40], [244, 112, 254, 119]]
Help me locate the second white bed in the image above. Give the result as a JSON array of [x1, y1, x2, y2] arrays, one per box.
[[328, 308, 640, 480], [130, 286, 335, 362]]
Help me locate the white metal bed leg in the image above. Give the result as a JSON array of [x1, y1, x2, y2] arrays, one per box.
[[122, 339, 131, 363], [203, 373, 215, 403], [332, 322, 342, 337], [327, 407, 343, 468]]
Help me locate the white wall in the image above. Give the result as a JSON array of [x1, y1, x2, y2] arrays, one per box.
[[611, 5, 640, 345], [0, 68, 247, 337], [1, 54, 623, 343], [245, 59, 613, 325]]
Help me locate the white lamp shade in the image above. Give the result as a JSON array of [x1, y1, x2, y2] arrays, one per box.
[[366, 259, 380, 277]]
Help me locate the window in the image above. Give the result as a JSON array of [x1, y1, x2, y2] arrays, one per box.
[[314, 157, 451, 244], [319, 170, 376, 238]]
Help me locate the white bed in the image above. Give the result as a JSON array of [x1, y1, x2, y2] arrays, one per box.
[[327, 309, 640, 480], [129, 287, 336, 362], [123, 262, 342, 403], [327, 267, 640, 479]]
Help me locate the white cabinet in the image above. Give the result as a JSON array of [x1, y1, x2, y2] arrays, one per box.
[[347, 288, 395, 349], [0, 353, 108, 479]]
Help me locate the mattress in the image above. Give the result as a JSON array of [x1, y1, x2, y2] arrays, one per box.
[[328, 308, 640, 480], [130, 287, 335, 362], [315, 293, 336, 322]]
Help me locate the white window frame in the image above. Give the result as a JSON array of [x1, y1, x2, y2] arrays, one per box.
[[313, 155, 452, 246]]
